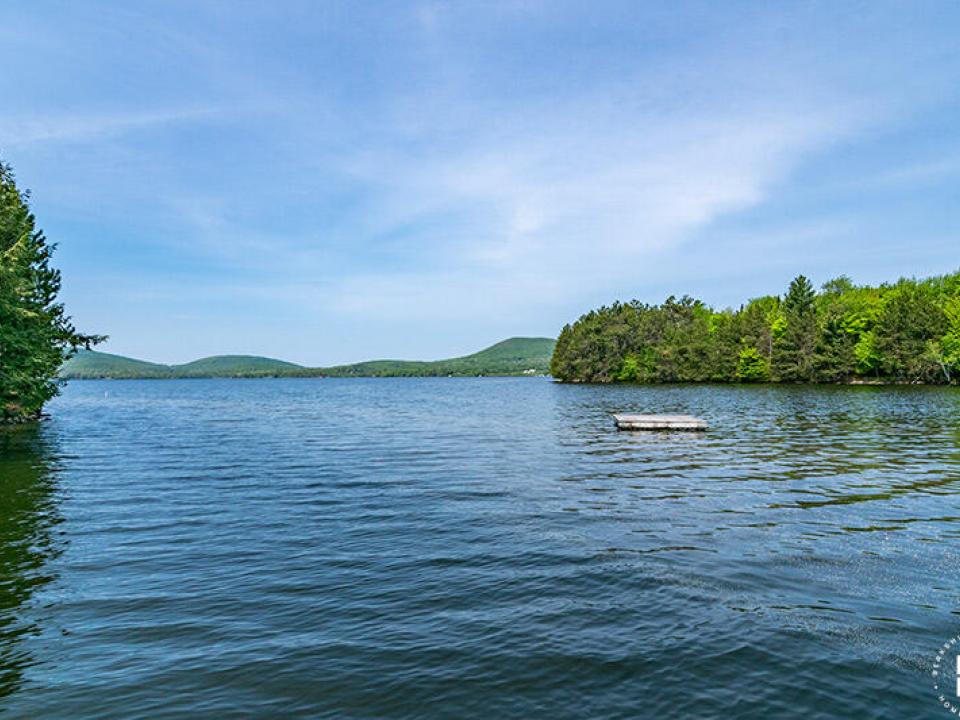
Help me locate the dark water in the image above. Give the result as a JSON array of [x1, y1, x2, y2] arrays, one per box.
[[2, 378, 960, 719]]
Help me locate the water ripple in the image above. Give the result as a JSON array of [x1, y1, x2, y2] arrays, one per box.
[[1, 379, 958, 718]]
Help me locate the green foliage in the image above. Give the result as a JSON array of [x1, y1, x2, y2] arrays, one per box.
[[616, 354, 642, 381], [616, 349, 656, 382], [0, 161, 102, 420], [736, 345, 768, 382], [874, 282, 947, 382], [771, 275, 817, 381], [812, 284, 859, 381], [550, 270, 960, 385], [941, 296, 960, 382], [821, 275, 855, 296], [61, 338, 557, 379], [769, 311, 787, 341], [853, 331, 881, 375]]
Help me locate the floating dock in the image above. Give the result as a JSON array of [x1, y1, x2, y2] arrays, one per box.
[[614, 414, 708, 431]]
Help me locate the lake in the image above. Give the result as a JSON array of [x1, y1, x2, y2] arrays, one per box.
[[2, 378, 959, 718]]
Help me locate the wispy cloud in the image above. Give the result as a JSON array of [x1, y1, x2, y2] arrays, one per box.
[[1, 107, 220, 146], [322, 84, 860, 319]]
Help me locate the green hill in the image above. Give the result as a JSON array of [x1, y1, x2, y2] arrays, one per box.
[[60, 338, 556, 379], [173, 355, 303, 377], [322, 337, 556, 376], [60, 351, 172, 379], [61, 351, 303, 379]]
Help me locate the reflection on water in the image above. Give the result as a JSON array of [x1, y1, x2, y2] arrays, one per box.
[[0, 425, 62, 699], [1, 379, 959, 718]]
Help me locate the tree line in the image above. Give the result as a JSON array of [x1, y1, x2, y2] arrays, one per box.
[[0, 160, 101, 422], [550, 273, 960, 384]]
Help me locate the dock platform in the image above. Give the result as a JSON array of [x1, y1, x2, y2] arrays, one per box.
[[614, 414, 708, 431]]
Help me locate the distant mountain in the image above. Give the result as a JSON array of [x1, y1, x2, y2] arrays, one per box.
[[61, 352, 304, 379], [61, 351, 173, 379], [173, 355, 303, 377], [321, 337, 555, 377], [59, 337, 556, 379]]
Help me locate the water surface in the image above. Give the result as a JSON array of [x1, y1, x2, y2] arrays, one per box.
[[2, 378, 959, 718]]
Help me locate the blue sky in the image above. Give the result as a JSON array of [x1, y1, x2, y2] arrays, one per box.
[[2, 1, 959, 365]]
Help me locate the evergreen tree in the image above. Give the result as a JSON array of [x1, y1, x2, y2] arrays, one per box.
[[812, 309, 856, 381], [771, 275, 817, 381], [812, 286, 857, 381], [0, 161, 103, 421], [874, 283, 946, 382]]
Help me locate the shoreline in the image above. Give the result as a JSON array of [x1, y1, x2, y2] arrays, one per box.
[[56, 375, 957, 386]]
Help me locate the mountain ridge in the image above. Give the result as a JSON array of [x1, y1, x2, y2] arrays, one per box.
[[60, 337, 555, 379]]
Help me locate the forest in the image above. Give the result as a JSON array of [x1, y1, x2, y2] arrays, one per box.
[[550, 273, 960, 384]]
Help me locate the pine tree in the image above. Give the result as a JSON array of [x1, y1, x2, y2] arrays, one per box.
[[771, 275, 817, 381], [0, 160, 103, 421], [812, 288, 857, 381], [874, 283, 947, 382]]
